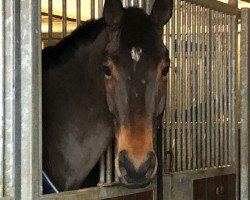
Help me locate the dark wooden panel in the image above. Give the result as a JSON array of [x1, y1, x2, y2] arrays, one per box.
[[193, 174, 236, 200], [206, 177, 216, 200], [193, 178, 207, 200], [124, 194, 135, 200], [135, 191, 153, 200], [103, 191, 153, 200]]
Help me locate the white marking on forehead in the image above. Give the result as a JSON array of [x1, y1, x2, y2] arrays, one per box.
[[131, 47, 142, 62]]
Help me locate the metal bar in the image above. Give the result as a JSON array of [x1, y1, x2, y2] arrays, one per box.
[[41, 184, 154, 200], [211, 9, 215, 168], [98, 0, 104, 18], [201, 7, 206, 169], [3, 0, 15, 196], [91, 0, 95, 19], [206, 8, 211, 168], [221, 13, 226, 166], [228, 13, 232, 165], [192, 4, 197, 170], [138, 0, 145, 9], [170, 0, 176, 172], [164, 16, 171, 173], [214, 11, 219, 167], [20, 0, 42, 198], [224, 15, 229, 165], [197, 5, 201, 169], [231, 14, 239, 200], [218, 12, 224, 166], [183, 0, 239, 16], [76, 0, 81, 25], [122, 0, 129, 7], [0, 0, 4, 196], [240, 8, 250, 200], [48, 0, 53, 46], [197, 5, 202, 169], [99, 154, 105, 184], [181, 1, 187, 171], [106, 145, 112, 184], [176, 0, 182, 172], [186, 2, 192, 171], [62, 0, 67, 37]]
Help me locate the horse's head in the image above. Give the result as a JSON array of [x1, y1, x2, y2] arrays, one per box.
[[101, 0, 173, 188]]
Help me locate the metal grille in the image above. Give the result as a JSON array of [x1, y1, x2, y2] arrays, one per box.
[[163, 0, 238, 173]]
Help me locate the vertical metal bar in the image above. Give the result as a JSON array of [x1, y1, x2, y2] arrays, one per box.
[[20, 0, 42, 198], [62, 0, 67, 37], [176, 0, 181, 172], [98, 0, 104, 18], [48, 0, 53, 46], [219, 12, 224, 166], [13, 0, 21, 198], [3, 0, 15, 196], [211, 9, 215, 167], [115, 148, 119, 182], [145, 0, 152, 15], [106, 144, 112, 184], [223, 14, 229, 165], [0, 0, 4, 196], [214, 11, 219, 167], [197, 5, 201, 169], [187, 2, 192, 171], [181, 1, 187, 171], [228, 14, 232, 165], [138, 0, 144, 9], [192, 4, 197, 170], [201, 7, 206, 169], [130, 0, 135, 7], [165, 17, 171, 173], [231, 14, 239, 200], [91, 0, 95, 19], [231, 14, 237, 167], [170, 0, 176, 172], [221, 13, 226, 165], [240, 8, 250, 200], [206, 8, 211, 168], [76, 0, 81, 25], [99, 154, 105, 184], [123, 0, 129, 7]]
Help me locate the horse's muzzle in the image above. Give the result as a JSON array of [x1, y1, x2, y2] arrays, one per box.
[[116, 150, 157, 188]]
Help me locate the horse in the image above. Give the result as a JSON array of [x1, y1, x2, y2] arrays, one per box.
[[42, 0, 173, 192]]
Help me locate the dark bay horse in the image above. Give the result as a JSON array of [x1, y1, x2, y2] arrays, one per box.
[[42, 0, 173, 191]]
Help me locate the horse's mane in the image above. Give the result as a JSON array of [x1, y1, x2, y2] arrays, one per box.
[[42, 18, 106, 68]]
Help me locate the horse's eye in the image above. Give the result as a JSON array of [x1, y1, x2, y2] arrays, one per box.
[[161, 67, 169, 77], [103, 66, 112, 77]]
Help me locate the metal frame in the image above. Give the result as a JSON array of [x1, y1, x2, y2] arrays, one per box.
[[240, 8, 250, 200], [0, 0, 41, 199]]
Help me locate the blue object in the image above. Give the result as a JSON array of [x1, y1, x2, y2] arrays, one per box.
[[42, 172, 59, 194]]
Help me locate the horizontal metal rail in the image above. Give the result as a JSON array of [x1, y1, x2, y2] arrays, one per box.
[[184, 0, 240, 15], [41, 184, 154, 200]]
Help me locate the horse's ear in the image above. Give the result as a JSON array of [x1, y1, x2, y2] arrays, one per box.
[[103, 0, 124, 27], [150, 0, 173, 27]]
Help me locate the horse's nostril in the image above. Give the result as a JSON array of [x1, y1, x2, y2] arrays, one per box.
[[138, 152, 156, 176], [118, 150, 157, 184], [119, 150, 128, 165]]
